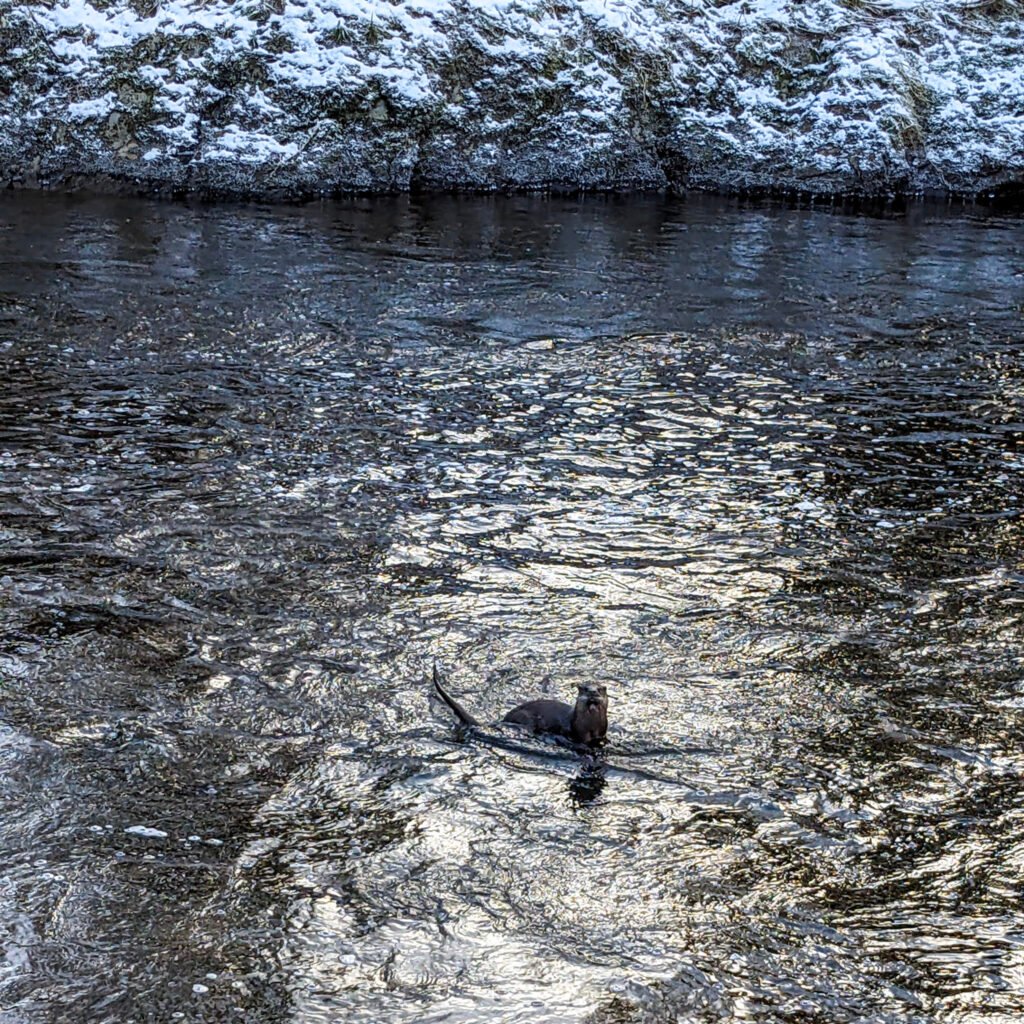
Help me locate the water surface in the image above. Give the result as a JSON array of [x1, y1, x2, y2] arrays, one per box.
[[1, 194, 1023, 1024]]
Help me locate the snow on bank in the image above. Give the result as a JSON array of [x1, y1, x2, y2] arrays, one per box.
[[0, 0, 1021, 197]]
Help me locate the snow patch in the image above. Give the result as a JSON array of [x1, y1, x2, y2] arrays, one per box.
[[66, 93, 117, 121]]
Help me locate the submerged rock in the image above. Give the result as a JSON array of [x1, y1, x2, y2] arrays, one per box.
[[1, 0, 1022, 198]]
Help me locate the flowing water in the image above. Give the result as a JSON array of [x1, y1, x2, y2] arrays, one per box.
[[1, 193, 1023, 1024]]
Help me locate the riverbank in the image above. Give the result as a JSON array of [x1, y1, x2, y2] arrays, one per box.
[[2, 0, 1022, 200]]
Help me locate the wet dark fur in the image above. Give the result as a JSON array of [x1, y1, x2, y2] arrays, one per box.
[[432, 664, 608, 747]]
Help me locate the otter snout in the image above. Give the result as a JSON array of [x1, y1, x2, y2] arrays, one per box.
[[577, 683, 608, 711]]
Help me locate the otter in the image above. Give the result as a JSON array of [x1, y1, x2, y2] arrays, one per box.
[[432, 664, 608, 747]]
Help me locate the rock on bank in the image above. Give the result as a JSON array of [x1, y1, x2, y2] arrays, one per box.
[[1, 0, 1022, 198]]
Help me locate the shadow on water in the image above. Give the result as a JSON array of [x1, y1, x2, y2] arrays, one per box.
[[0, 192, 1023, 1023]]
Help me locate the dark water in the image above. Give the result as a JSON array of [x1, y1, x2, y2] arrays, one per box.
[[1, 193, 1023, 1024]]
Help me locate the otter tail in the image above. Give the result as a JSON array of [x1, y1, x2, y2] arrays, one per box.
[[432, 663, 480, 727]]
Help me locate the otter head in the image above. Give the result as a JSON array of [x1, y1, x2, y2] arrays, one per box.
[[571, 682, 608, 746]]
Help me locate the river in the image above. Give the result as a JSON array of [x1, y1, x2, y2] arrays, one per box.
[[1, 193, 1023, 1023]]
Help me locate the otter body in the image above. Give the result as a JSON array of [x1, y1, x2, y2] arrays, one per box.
[[432, 665, 608, 747], [503, 699, 575, 737]]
